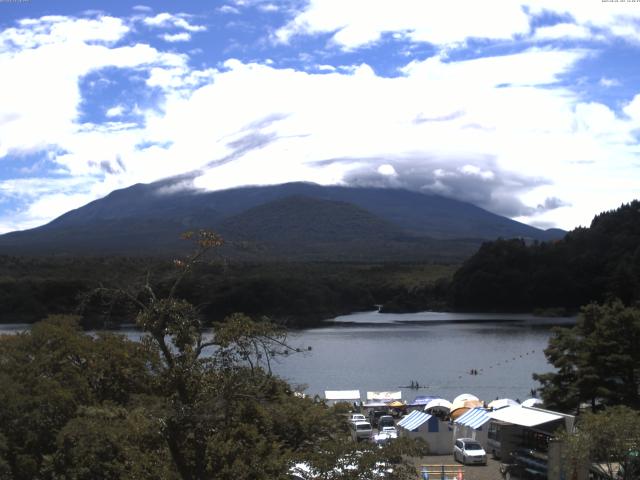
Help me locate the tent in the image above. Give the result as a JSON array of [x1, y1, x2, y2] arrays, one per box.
[[397, 410, 453, 454], [520, 398, 543, 408], [424, 398, 453, 412], [453, 407, 491, 448], [450, 399, 483, 420], [452, 393, 479, 404], [409, 395, 439, 407], [488, 398, 519, 410], [366, 391, 402, 401], [324, 390, 361, 405]]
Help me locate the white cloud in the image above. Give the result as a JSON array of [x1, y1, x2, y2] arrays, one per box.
[[533, 23, 592, 41], [219, 5, 241, 14], [276, 1, 640, 49], [599, 77, 621, 87], [2, 7, 640, 235], [105, 105, 125, 118], [142, 13, 206, 32], [161, 32, 192, 42]]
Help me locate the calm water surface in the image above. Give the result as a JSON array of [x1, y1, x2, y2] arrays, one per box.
[[270, 310, 576, 403], [1, 310, 576, 404]]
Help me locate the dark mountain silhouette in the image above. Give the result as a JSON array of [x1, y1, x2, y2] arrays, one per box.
[[0, 180, 564, 260]]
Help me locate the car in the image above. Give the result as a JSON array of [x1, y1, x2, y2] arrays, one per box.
[[380, 426, 398, 438], [377, 415, 395, 430], [453, 438, 487, 466], [350, 421, 373, 441], [349, 413, 367, 424]]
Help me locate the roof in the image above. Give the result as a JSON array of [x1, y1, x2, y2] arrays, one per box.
[[409, 395, 439, 406], [488, 406, 564, 427], [397, 410, 432, 431], [367, 391, 402, 401], [454, 407, 490, 429], [424, 398, 453, 411], [324, 390, 361, 401]]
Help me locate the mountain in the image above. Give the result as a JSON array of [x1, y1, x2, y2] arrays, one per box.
[[0, 180, 564, 260]]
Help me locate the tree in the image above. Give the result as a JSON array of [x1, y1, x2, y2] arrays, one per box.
[[81, 230, 425, 479], [0, 231, 425, 479], [534, 300, 640, 412], [560, 406, 640, 480]]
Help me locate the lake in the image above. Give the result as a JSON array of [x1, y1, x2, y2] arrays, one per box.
[[0, 310, 576, 404], [270, 310, 576, 403]]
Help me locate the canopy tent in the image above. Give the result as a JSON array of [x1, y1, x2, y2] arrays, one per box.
[[454, 408, 491, 430], [521, 398, 543, 408], [397, 410, 432, 431], [488, 398, 519, 410], [488, 406, 564, 427], [387, 400, 406, 408], [424, 398, 453, 412], [450, 399, 484, 420], [366, 391, 402, 401], [324, 390, 361, 402], [409, 395, 438, 407], [452, 393, 479, 404], [362, 402, 388, 408]]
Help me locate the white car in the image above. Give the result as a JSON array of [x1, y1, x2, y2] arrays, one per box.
[[380, 426, 398, 438], [350, 421, 373, 441], [349, 413, 367, 424], [453, 438, 487, 465]]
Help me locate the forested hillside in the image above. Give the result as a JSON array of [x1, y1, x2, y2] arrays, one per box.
[[0, 255, 455, 327], [451, 201, 640, 311]]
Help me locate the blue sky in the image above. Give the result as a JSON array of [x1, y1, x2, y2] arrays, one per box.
[[0, 0, 639, 233]]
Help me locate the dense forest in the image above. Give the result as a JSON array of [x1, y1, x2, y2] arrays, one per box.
[[0, 254, 455, 328], [450, 200, 640, 311]]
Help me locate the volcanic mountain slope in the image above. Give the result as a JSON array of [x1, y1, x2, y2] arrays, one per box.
[[0, 180, 564, 260]]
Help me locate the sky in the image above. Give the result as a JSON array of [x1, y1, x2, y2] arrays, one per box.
[[0, 0, 639, 234]]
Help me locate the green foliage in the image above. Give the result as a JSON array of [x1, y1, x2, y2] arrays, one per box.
[[560, 406, 640, 480], [534, 301, 640, 412], [451, 201, 640, 310], [0, 255, 456, 327], [0, 315, 157, 480]]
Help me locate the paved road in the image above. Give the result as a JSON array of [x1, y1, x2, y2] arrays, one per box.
[[413, 453, 502, 480]]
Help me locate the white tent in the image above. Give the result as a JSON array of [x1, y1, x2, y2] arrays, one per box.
[[453, 408, 491, 448], [521, 398, 543, 408], [324, 390, 361, 403], [366, 391, 402, 401], [424, 398, 453, 412], [488, 398, 519, 410], [452, 393, 479, 404]]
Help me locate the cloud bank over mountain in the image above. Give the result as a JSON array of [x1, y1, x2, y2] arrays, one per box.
[[0, 0, 639, 232]]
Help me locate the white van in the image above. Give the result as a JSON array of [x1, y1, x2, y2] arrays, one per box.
[[350, 421, 372, 441]]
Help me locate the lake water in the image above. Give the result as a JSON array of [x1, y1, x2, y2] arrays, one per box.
[[0, 310, 576, 404], [270, 310, 576, 403]]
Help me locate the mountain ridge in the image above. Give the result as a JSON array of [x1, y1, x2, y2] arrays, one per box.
[[0, 181, 565, 260]]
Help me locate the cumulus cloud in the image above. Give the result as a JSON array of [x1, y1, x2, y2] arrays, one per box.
[[2, 6, 640, 234], [276, 0, 640, 50], [161, 32, 192, 42], [142, 13, 206, 32]]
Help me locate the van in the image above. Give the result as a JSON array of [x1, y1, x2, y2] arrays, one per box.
[[350, 421, 372, 441], [377, 415, 394, 430]]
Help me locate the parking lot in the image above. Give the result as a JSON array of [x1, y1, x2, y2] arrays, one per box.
[[413, 453, 502, 480]]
